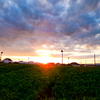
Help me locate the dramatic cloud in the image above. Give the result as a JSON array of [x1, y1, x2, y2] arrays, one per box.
[[0, 0, 100, 62]]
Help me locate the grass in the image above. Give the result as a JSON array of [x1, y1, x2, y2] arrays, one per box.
[[0, 63, 100, 100]]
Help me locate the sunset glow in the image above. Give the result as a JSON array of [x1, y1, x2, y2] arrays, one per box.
[[0, 0, 100, 64], [36, 50, 50, 56]]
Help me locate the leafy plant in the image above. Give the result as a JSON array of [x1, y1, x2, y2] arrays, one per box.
[[0, 63, 100, 100]]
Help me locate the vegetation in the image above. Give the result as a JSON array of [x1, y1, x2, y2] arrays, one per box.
[[0, 63, 100, 100]]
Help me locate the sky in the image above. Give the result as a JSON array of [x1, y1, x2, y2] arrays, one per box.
[[0, 0, 100, 64]]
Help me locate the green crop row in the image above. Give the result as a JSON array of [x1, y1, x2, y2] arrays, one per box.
[[0, 63, 100, 100]]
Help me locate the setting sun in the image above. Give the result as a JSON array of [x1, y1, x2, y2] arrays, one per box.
[[36, 50, 51, 64], [37, 56, 52, 64]]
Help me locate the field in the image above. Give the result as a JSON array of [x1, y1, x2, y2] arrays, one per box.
[[0, 63, 100, 100]]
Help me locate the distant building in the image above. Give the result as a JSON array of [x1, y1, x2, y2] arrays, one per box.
[[3, 58, 12, 63], [56, 62, 60, 65], [28, 61, 34, 64], [47, 62, 55, 65], [69, 62, 80, 67], [19, 61, 25, 64]]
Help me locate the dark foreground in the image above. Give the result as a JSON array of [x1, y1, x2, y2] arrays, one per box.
[[0, 63, 100, 100]]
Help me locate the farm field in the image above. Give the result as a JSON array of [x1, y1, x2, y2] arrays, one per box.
[[0, 63, 100, 100]]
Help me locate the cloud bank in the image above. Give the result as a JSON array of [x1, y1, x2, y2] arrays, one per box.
[[0, 0, 100, 60]]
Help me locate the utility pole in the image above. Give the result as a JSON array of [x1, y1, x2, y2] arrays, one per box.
[[61, 50, 63, 64], [68, 57, 69, 64], [1, 52, 3, 62], [28, 57, 29, 62], [94, 54, 96, 66], [85, 60, 87, 66]]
